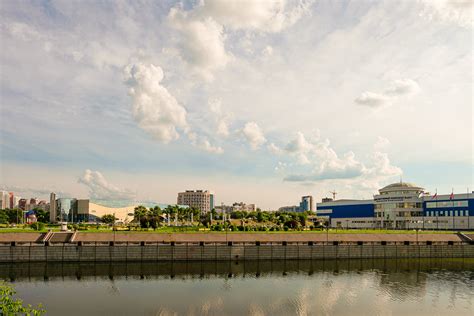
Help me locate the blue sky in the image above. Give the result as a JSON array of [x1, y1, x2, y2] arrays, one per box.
[[0, 0, 472, 208]]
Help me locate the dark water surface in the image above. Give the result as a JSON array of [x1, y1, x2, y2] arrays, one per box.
[[1, 259, 473, 316]]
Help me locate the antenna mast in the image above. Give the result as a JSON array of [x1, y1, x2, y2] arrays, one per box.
[[329, 190, 338, 200]]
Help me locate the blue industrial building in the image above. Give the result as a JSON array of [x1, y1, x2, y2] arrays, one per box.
[[317, 182, 473, 230]]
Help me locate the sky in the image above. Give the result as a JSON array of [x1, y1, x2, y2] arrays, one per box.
[[0, 0, 472, 209]]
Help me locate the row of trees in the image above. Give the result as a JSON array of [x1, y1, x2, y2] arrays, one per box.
[[127, 205, 315, 230], [0, 208, 49, 224]]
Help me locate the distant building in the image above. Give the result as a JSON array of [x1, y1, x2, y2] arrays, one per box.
[[49, 192, 57, 222], [279, 196, 314, 213], [215, 202, 256, 213], [8, 192, 14, 209], [300, 196, 314, 212], [18, 198, 28, 211], [177, 190, 214, 213], [278, 205, 299, 212], [317, 182, 474, 230], [232, 202, 256, 212], [0, 191, 9, 209]]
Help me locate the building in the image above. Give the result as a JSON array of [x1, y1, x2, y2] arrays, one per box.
[[0, 191, 9, 209], [18, 198, 28, 211], [177, 190, 214, 213], [317, 182, 474, 230], [232, 202, 256, 212], [279, 195, 314, 213], [215, 202, 256, 213], [49, 192, 57, 222], [300, 196, 314, 212]]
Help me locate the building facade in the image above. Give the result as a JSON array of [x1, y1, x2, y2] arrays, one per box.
[[279, 195, 314, 213], [317, 182, 474, 230], [177, 190, 214, 213]]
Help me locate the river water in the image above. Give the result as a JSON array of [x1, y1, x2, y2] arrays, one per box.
[[1, 259, 473, 315]]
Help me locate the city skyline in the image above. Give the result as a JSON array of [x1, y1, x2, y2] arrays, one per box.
[[1, 0, 473, 209]]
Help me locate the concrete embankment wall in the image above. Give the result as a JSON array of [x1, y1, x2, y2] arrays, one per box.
[[1, 242, 474, 262]]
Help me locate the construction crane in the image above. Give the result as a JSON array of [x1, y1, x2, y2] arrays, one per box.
[[329, 190, 338, 200]]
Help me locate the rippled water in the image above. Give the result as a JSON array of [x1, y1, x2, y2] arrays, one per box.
[[2, 259, 473, 315]]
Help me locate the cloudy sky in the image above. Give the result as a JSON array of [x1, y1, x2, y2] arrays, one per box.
[[0, 0, 472, 209]]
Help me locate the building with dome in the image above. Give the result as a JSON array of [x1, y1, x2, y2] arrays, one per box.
[[316, 182, 474, 230]]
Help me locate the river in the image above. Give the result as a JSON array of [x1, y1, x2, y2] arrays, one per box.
[[2, 259, 473, 315]]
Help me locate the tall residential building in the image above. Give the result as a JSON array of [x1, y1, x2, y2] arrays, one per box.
[[177, 190, 214, 213], [279, 196, 314, 212], [8, 192, 14, 209], [300, 196, 314, 212], [0, 191, 9, 209], [49, 192, 57, 222]]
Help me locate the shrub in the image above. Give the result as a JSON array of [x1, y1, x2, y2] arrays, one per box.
[[283, 226, 289, 231], [30, 222, 45, 231], [0, 281, 45, 315]]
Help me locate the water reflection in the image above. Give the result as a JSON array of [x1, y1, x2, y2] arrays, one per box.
[[2, 259, 474, 282], [1, 259, 473, 316]]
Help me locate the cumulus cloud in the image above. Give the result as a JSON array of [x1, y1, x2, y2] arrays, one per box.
[[355, 92, 391, 107], [208, 98, 231, 137], [194, 0, 315, 33], [268, 143, 283, 155], [167, 0, 313, 79], [78, 169, 136, 200], [384, 79, 420, 96], [124, 62, 188, 143], [242, 121, 266, 150], [374, 136, 391, 150], [355, 79, 420, 108], [419, 0, 473, 28], [168, 8, 230, 80], [187, 132, 224, 154], [274, 131, 401, 185]]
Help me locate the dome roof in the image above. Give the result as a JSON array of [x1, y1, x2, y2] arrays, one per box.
[[379, 182, 424, 192]]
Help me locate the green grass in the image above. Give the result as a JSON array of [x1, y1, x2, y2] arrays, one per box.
[[0, 226, 466, 234]]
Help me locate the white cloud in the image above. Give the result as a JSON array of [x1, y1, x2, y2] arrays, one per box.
[[374, 136, 391, 150], [167, 0, 313, 79], [168, 8, 230, 80], [268, 143, 283, 155], [78, 169, 136, 200], [355, 79, 420, 108], [355, 91, 391, 108], [384, 79, 420, 96], [419, 0, 473, 28], [123, 62, 188, 143], [275, 131, 400, 184], [242, 121, 266, 150], [187, 132, 224, 154], [208, 98, 231, 137], [194, 0, 314, 33], [285, 131, 313, 153]]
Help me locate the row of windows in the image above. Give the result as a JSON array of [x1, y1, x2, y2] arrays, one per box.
[[425, 201, 468, 208], [426, 210, 470, 217], [375, 202, 422, 210], [379, 191, 421, 195]]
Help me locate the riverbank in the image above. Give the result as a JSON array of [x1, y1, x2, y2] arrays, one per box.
[[1, 232, 473, 263], [0, 231, 471, 243]]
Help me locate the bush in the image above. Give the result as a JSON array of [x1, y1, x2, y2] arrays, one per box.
[[0, 281, 45, 315], [283, 226, 289, 231], [30, 222, 45, 231]]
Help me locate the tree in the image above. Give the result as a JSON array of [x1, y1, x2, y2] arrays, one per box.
[[101, 214, 117, 224], [0, 281, 45, 315], [134, 206, 149, 221], [0, 210, 8, 224], [34, 208, 50, 223]]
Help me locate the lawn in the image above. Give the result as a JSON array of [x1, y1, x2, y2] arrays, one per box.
[[0, 226, 464, 234]]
